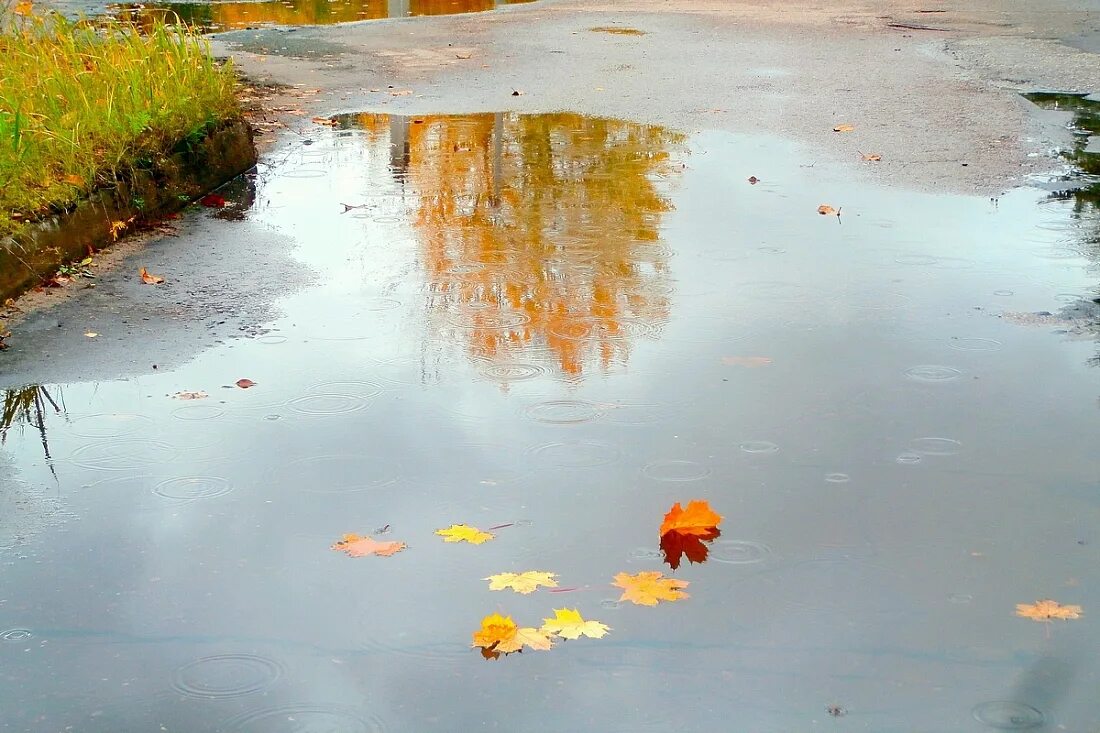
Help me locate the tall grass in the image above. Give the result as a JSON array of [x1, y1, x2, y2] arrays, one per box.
[[0, 4, 239, 237]]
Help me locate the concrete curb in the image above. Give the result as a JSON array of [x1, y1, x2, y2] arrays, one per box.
[[0, 118, 256, 301]]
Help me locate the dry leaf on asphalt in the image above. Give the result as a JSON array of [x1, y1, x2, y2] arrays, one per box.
[[1016, 599, 1082, 622], [171, 391, 208, 400], [660, 500, 723, 536], [539, 608, 610, 640], [613, 571, 690, 606], [330, 533, 406, 558], [833, 124, 855, 132], [485, 571, 559, 594], [139, 267, 164, 284], [435, 524, 494, 544], [861, 152, 882, 161]]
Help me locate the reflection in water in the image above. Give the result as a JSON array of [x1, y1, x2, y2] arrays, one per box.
[[112, 0, 535, 33], [339, 112, 686, 381], [0, 385, 62, 474], [660, 528, 721, 570]]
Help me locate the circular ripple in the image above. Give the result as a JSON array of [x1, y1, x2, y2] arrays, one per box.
[[0, 628, 32, 642], [68, 414, 154, 439], [172, 654, 282, 699], [825, 473, 851, 483], [70, 440, 178, 471], [972, 701, 1044, 730], [949, 337, 1003, 352], [711, 540, 772, 565], [548, 318, 660, 341], [306, 381, 385, 399], [223, 704, 383, 733], [277, 455, 398, 493], [171, 404, 226, 421], [280, 167, 328, 179], [255, 335, 288, 344], [740, 441, 779, 454], [629, 547, 664, 562], [289, 393, 371, 416], [445, 310, 530, 330], [477, 362, 550, 382], [153, 476, 233, 502], [909, 437, 963, 456], [904, 365, 962, 383], [524, 400, 605, 424], [896, 452, 923, 465], [530, 441, 621, 468], [993, 290, 1014, 297], [641, 460, 711, 482]]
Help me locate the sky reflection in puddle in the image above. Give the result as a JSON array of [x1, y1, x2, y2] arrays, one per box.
[[1, 112, 1100, 731]]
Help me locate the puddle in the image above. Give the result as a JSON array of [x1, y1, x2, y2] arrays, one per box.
[[2, 112, 1100, 731], [110, 0, 536, 33]]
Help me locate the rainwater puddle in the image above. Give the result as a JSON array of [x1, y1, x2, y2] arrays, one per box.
[[2, 111, 1100, 731], [110, 0, 536, 33]]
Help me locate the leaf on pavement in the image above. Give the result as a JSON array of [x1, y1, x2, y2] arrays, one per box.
[[331, 533, 406, 558], [833, 124, 855, 132], [613, 571, 690, 606], [539, 608, 610, 640], [435, 524, 494, 544], [1016, 599, 1082, 622], [139, 267, 164, 284], [485, 571, 559, 594], [861, 152, 882, 161], [660, 500, 723, 536]]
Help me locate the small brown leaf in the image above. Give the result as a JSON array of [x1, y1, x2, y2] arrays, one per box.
[[390, 90, 413, 96], [235, 378, 257, 389], [861, 152, 882, 161], [833, 124, 855, 132], [747, 176, 759, 184], [455, 52, 472, 59], [139, 267, 164, 285], [171, 391, 209, 400], [511, 89, 524, 96], [817, 205, 837, 216]]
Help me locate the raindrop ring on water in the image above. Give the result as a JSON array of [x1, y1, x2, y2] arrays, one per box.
[[971, 701, 1045, 730], [641, 460, 712, 482], [153, 476, 233, 502], [172, 654, 283, 699], [0, 628, 32, 642], [711, 540, 772, 564]]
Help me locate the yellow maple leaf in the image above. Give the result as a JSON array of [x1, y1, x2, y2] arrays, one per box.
[[496, 627, 554, 653], [613, 571, 690, 606], [539, 608, 610, 640], [471, 613, 517, 649], [1016, 599, 1082, 622], [485, 571, 558, 594], [435, 524, 494, 544]]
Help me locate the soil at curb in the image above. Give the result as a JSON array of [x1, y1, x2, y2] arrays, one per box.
[[0, 118, 257, 303]]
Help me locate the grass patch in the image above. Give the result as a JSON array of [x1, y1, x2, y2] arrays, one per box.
[[0, 4, 239, 237]]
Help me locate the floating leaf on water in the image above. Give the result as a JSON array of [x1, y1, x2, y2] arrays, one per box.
[[817, 205, 838, 216], [747, 176, 759, 184], [235, 379, 257, 389], [471, 614, 552, 657], [538, 608, 610, 640], [171, 391, 209, 400], [330, 533, 406, 558], [435, 524, 494, 544], [660, 499, 723, 536], [1016, 599, 1082, 622], [613, 571, 690, 606], [485, 571, 559, 594]]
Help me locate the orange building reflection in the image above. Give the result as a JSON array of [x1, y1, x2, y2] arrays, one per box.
[[342, 112, 685, 381]]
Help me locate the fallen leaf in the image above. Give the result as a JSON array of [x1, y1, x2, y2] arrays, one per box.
[[485, 571, 559, 594], [660, 499, 723, 536], [496, 626, 554, 653], [455, 52, 472, 59], [747, 176, 759, 184], [435, 524, 494, 544], [235, 378, 257, 389], [84, 332, 98, 338], [660, 528, 720, 570], [64, 174, 85, 186], [721, 356, 773, 367], [817, 205, 837, 216], [171, 391, 209, 400], [511, 89, 524, 96], [539, 608, 610, 640], [471, 613, 518, 649], [139, 267, 164, 284], [613, 571, 690, 606], [1016, 599, 1082, 622], [200, 194, 227, 208], [833, 124, 855, 132], [390, 89, 413, 96], [331, 533, 406, 557], [861, 152, 882, 161]]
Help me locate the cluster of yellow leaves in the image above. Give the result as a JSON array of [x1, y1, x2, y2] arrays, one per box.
[[435, 524, 494, 544], [331, 533, 406, 558], [471, 608, 610, 658], [485, 571, 558, 594], [613, 571, 690, 606]]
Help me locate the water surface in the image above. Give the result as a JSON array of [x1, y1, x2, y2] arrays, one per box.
[[1, 112, 1099, 731]]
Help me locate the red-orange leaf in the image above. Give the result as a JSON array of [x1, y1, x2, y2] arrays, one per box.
[[139, 267, 164, 285], [331, 533, 406, 558], [660, 500, 723, 537], [660, 527, 721, 569], [235, 379, 257, 389]]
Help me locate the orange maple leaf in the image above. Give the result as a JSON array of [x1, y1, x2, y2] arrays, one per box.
[[471, 613, 518, 649], [660, 500, 723, 537], [612, 571, 690, 606], [1016, 599, 1082, 622], [330, 533, 406, 558]]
